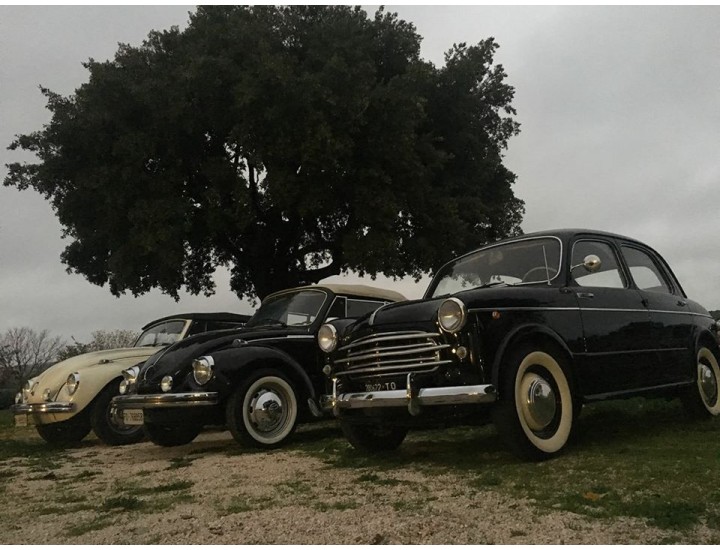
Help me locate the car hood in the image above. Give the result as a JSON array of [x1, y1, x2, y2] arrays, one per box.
[[340, 297, 444, 339], [139, 326, 311, 385], [28, 346, 160, 394]]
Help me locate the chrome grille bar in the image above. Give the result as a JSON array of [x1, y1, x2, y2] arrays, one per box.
[[335, 343, 450, 365], [338, 331, 442, 352]]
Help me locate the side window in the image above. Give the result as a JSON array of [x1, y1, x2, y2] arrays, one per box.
[[326, 297, 346, 319], [571, 240, 625, 288], [621, 246, 672, 294], [347, 299, 386, 318]]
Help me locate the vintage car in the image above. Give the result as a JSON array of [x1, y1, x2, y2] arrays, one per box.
[[319, 229, 720, 460], [112, 284, 406, 448], [11, 312, 249, 445]]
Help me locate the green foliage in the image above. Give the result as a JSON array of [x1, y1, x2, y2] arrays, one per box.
[[4, 6, 523, 300]]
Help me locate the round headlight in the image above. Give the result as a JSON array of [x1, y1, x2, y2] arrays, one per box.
[[119, 379, 129, 395], [318, 324, 338, 353], [438, 298, 468, 333], [160, 375, 173, 393], [66, 373, 80, 395], [192, 356, 214, 386]]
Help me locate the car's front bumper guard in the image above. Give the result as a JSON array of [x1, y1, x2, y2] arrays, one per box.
[[112, 392, 219, 410], [322, 375, 497, 417], [11, 402, 74, 415]]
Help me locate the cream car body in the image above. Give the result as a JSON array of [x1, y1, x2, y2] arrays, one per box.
[[12, 313, 249, 445]]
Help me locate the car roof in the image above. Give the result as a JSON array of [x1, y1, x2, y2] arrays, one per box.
[[142, 312, 252, 330], [266, 284, 407, 303]]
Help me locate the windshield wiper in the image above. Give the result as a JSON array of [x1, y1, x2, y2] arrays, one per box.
[[477, 281, 510, 289]]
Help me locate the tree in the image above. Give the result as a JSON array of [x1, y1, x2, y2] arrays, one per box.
[[4, 6, 523, 301], [0, 328, 65, 391], [56, 329, 139, 362]]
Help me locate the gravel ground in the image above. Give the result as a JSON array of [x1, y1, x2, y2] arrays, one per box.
[[0, 422, 716, 544]]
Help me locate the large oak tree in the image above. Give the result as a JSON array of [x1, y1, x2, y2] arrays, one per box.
[[5, 6, 524, 300]]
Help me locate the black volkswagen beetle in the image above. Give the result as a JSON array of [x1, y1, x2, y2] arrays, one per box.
[[319, 229, 720, 460], [112, 284, 405, 448]]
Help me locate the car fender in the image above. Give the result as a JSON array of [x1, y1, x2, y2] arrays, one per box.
[[208, 346, 317, 400], [491, 323, 574, 390]]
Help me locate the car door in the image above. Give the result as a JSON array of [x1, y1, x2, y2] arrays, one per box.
[[570, 238, 655, 395], [619, 243, 693, 385]]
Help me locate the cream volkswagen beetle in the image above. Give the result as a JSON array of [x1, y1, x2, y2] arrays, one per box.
[[11, 312, 249, 445]]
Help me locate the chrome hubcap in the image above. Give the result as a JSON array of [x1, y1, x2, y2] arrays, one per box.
[[699, 362, 718, 405], [522, 373, 556, 431], [248, 389, 285, 433]]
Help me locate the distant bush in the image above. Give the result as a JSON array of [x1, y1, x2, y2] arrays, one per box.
[[0, 389, 17, 410]]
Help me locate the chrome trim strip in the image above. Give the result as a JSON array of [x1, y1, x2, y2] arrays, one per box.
[[112, 392, 219, 409], [339, 331, 441, 352], [468, 306, 711, 317], [336, 359, 453, 377], [11, 402, 74, 414], [345, 340, 443, 357], [578, 347, 689, 357], [336, 344, 450, 365], [322, 384, 496, 412]]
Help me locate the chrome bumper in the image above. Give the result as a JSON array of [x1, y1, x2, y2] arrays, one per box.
[[112, 392, 219, 410], [11, 402, 74, 414], [322, 377, 496, 417]]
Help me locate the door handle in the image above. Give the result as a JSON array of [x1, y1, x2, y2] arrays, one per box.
[[576, 292, 594, 299], [641, 298, 649, 307], [677, 300, 687, 307]]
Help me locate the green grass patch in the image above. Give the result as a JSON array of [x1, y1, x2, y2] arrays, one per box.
[[65, 515, 114, 537], [314, 500, 361, 512], [131, 480, 194, 495], [102, 495, 145, 511], [166, 456, 195, 470], [295, 398, 720, 532], [224, 494, 278, 514]]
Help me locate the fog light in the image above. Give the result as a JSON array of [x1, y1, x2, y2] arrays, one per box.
[[160, 376, 173, 393], [456, 346, 468, 360], [322, 364, 332, 377]]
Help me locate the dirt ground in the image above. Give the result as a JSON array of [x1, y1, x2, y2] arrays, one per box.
[[2, 421, 717, 545]]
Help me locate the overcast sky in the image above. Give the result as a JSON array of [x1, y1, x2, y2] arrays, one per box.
[[1, 5, 719, 343]]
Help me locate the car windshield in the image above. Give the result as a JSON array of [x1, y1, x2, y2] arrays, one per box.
[[245, 289, 328, 328], [134, 320, 186, 347], [427, 237, 562, 298]]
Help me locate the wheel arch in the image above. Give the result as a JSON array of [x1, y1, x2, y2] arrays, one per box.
[[211, 346, 317, 403], [491, 324, 577, 398]]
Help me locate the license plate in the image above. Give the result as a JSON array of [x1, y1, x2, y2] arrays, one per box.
[[123, 409, 144, 426], [364, 380, 402, 392], [14, 415, 28, 427]]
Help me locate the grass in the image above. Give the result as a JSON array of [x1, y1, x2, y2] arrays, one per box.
[[294, 398, 720, 532]]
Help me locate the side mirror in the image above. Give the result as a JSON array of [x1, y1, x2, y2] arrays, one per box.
[[571, 254, 602, 273]]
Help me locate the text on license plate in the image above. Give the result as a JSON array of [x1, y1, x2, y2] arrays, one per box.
[[123, 409, 144, 425], [364, 381, 399, 392]]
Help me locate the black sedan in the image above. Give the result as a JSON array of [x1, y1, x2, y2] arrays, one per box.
[[112, 284, 405, 448], [319, 229, 720, 459]]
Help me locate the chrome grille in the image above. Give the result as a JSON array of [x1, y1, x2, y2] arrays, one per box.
[[334, 331, 452, 377]]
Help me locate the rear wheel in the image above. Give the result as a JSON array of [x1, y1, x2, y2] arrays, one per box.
[[682, 345, 720, 418], [493, 344, 575, 460], [90, 383, 144, 446], [226, 369, 299, 449], [340, 421, 408, 453], [144, 422, 200, 447], [36, 416, 91, 445]]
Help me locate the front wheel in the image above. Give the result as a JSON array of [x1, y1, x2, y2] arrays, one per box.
[[226, 370, 299, 449], [144, 422, 201, 447], [492, 345, 575, 461], [682, 345, 720, 418], [90, 383, 144, 446], [36, 416, 91, 445], [340, 421, 408, 453]]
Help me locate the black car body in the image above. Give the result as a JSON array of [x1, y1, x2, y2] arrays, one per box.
[[320, 229, 720, 459], [112, 284, 405, 448]]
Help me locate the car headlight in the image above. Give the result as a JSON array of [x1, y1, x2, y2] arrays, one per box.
[[66, 373, 80, 395], [192, 356, 214, 385], [318, 324, 338, 353], [119, 366, 140, 395], [15, 393, 22, 404], [160, 375, 173, 393], [438, 298, 468, 333], [42, 388, 52, 402]]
